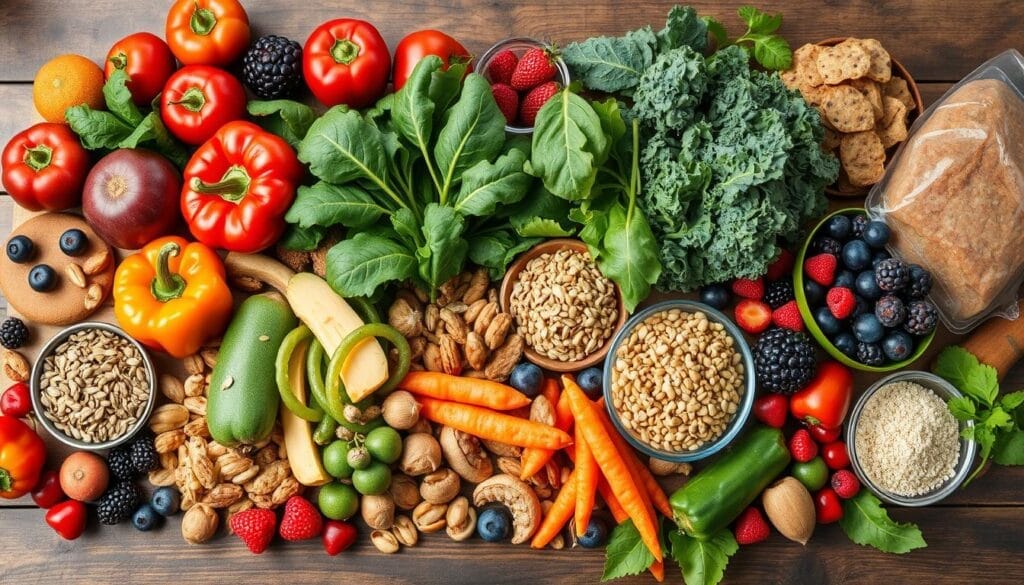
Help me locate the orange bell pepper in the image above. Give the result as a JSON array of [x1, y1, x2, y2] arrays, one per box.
[[0, 415, 46, 499], [113, 236, 233, 358]]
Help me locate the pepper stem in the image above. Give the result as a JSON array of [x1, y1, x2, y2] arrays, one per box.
[[151, 243, 187, 302], [190, 1, 217, 36], [0, 468, 12, 493], [330, 38, 360, 65], [189, 165, 251, 202], [168, 87, 206, 113], [23, 144, 53, 172], [109, 51, 128, 70]]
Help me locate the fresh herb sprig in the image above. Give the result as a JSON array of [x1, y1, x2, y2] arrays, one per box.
[[703, 5, 792, 70], [602, 519, 738, 585]]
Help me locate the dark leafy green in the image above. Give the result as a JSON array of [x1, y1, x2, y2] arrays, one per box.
[[247, 99, 316, 148], [704, 6, 792, 70], [668, 529, 738, 585], [602, 520, 656, 581], [839, 491, 927, 554]]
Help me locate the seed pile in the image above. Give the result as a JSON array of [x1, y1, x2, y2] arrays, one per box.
[[509, 248, 618, 362], [39, 328, 150, 443], [854, 380, 960, 497], [611, 309, 744, 452]]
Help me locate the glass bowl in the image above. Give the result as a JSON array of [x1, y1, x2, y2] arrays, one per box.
[[602, 300, 756, 463], [475, 37, 571, 134], [846, 371, 977, 506]]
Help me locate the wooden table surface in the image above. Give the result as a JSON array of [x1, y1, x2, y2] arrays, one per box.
[[1, 1, 1023, 584]]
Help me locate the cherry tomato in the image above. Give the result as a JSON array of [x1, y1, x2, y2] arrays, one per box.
[[31, 470, 65, 509], [0, 382, 31, 418], [392, 30, 470, 91], [814, 487, 844, 524], [822, 441, 851, 470], [303, 19, 390, 108], [808, 423, 841, 444], [165, 0, 250, 66], [160, 65, 246, 145], [45, 500, 87, 540], [322, 520, 357, 555], [105, 32, 177, 105]]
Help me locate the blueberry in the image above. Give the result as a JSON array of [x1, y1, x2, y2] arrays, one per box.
[[852, 313, 884, 343], [814, 306, 842, 337], [834, 270, 856, 290], [803, 280, 825, 306], [59, 229, 88, 256], [28, 264, 57, 292], [509, 363, 543, 398], [477, 506, 512, 542], [855, 271, 882, 300], [577, 516, 609, 548], [862, 221, 891, 248], [882, 330, 914, 361], [6, 235, 34, 263], [577, 367, 603, 400], [825, 215, 852, 241], [833, 332, 858, 358], [699, 284, 731, 310], [871, 250, 891, 268], [851, 295, 870, 318], [842, 240, 872, 271], [151, 486, 181, 517], [131, 503, 162, 531]]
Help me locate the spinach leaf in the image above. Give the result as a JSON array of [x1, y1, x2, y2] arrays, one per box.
[[598, 199, 662, 312], [285, 182, 389, 229], [839, 491, 926, 554], [668, 529, 738, 585], [452, 149, 531, 216], [117, 111, 188, 168], [279, 224, 327, 251], [247, 99, 316, 148], [65, 106, 134, 149], [467, 230, 539, 279], [513, 217, 575, 238], [103, 70, 144, 126], [434, 73, 506, 203], [429, 60, 469, 123], [417, 204, 469, 293], [393, 56, 439, 189], [325, 232, 417, 298], [390, 208, 423, 249], [299, 106, 391, 190], [528, 90, 608, 201]]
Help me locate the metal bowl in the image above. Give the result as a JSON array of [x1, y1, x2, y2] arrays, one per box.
[[846, 371, 977, 506], [602, 300, 756, 463], [30, 322, 157, 452], [476, 37, 571, 135]]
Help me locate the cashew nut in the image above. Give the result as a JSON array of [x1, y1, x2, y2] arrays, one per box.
[[412, 500, 447, 533], [472, 473, 541, 544], [420, 468, 461, 504], [440, 426, 493, 483]]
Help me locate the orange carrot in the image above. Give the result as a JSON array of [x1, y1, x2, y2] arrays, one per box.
[[542, 377, 560, 405], [399, 371, 530, 410], [595, 399, 672, 518], [417, 397, 573, 449], [562, 376, 662, 562], [520, 383, 575, 480], [531, 469, 577, 549], [649, 560, 665, 583], [598, 478, 628, 523], [574, 422, 599, 536]]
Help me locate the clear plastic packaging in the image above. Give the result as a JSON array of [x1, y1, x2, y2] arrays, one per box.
[[866, 49, 1024, 334]]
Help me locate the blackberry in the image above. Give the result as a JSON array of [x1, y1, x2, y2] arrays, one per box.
[[763, 280, 794, 310], [107, 445, 137, 480], [753, 328, 817, 395], [874, 258, 909, 292], [0, 317, 29, 349], [904, 300, 938, 336], [851, 215, 869, 238], [907, 264, 933, 299], [97, 481, 141, 525], [874, 295, 906, 328], [856, 342, 885, 366], [811, 236, 842, 257], [130, 435, 160, 473], [242, 35, 303, 99]]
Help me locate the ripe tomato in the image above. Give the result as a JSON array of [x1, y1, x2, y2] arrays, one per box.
[[1, 123, 89, 211], [392, 30, 470, 91], [165, 0, 250, 66], [105, 32, 177, 105], [304, 19, 391, 109], [160, 65, 246, 145], [821, 441, 851, 470]]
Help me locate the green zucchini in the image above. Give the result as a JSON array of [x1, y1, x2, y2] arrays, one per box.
[[669, 425, 790, 539], [207, 293, 298, 447]]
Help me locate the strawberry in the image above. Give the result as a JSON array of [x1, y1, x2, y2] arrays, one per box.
[[491, 83, 519, 124], [772, 300, 804, 332], [734, 300, 772, 335], [518, 81, 559, 127], [766, 249, 795, 281], [830, 469, 861, 499], [733, 507, 770, 545], [230, 508, 276, 554], [278, 496, 323, 541], [510, 47, 557, 91], [487, 49, 518, 85], [731, 277, 765, 300], [804, 253, 837, 287], [826, 287, 856, 320], [788, 429, 818, 463], [814, 487, 844, 524], [753, 394, 789, 428]]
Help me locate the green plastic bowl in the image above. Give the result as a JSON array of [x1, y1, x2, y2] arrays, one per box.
[[794, 207, 935, 373]]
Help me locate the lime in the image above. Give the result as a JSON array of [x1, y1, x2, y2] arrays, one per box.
[[792, 457, 829, 492], [318, 481, 360, 520], [364, 427, 402, 464], [352, 461, 392, 496], [322, 441, 354, 479]]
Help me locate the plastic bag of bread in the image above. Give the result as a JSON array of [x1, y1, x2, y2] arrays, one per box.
[[866, 50, 1024, 333]]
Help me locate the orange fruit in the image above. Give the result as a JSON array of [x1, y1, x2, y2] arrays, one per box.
[[33, 54, 105, 123]]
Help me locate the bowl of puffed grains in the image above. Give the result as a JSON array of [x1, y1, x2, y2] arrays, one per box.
[[602, 300, 756, 462]]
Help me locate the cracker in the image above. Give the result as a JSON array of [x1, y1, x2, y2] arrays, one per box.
[[840, 131, 886, 186], [881, 76, 916, 111], [876, 104, 909, 148], [850, 78, 884, 121], [800, 84, 828, 106], [823, 128, 842, 152], [817, 40, 871, 85], [880, 96, 908, 130], [820, 85, 876, 133], [856, 38, 892, 83], [782, 44, 824, 91], [835, 167, 859, 193]]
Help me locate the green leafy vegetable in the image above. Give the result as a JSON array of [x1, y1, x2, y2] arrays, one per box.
[[704, 6, 792, 70], [602, 519, 656, 581], [527, 89, 608, 200], [325, 232, 417, 298], [278, 224, 327, 251], [247, 99, 316, 148], [839, 491, 927, 554], [668, 528, 738, 585]]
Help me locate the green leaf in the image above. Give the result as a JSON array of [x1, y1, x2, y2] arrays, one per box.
[[285, 182, 389, 229], [947, 396, 977, 422], [416, 204, 469, 292], [452, 149, 531, 216], [528, 90, 608, 201], [563, 27, 658, 94], [390, 208, 422, 250], [982, 406, 1014, 431], [393, 56, 439, 166], [513, 217, 575, 238], [467, 231, 539, 280], [934, 346, 998, 407], [65, 105, 134, 150], [993, 430, 1024, 465], [116, 112, 188, 168], [278, 224, 326, 251], [1001, 390, 1024, 411], [103, 69, 144, 126], [752, 35, 792, 70], [702, 16, 729, 47], [602, 519, 656, 581], [596, 200, 661, 312], [433, 73, 506, 201], [299, 106, 391, 188], [247, 99, 316, 148], [325, 232, 416, 298], [738, 6, 782, 34], [668, 529, 738, 585], [839, 491, 927, 554], [429, 60, 469, 123], [658, 6, 709, 53]]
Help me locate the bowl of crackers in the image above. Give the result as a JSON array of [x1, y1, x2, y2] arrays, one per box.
[[781, 38, 924, 196]]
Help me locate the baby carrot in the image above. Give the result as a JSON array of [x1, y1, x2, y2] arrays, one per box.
[[574, 423, 599, 536], [531, 469, 577, 549], [599, 479, 664, 583], [399, 371, 531, 410], [595, 399, 672, 518], [520, 382, 574, 480], [562, 376, 662, 562], [417, 397, 573, 449]]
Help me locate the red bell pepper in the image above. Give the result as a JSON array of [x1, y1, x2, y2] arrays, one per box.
[[31, 470, 64, 509], [303, 18, 391, 109], [1, 123, 89, 211], [789, 361, 853, 429], [45, 500, 87, 540], [0, 415, 47, 499], [181, 121, 303, 253]]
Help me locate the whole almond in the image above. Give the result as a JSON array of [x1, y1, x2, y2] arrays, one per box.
[[65, 263, 86, 288], [762, 477, 816, 545], [82, 249, 111, 275], [2, 349, 30, 382], [183, 355, 205, 376], [159, 374, 186, 403], [83, 283, 103, 311]]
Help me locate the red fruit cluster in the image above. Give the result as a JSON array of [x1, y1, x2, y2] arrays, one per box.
[[486, 48, 560, 127]]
